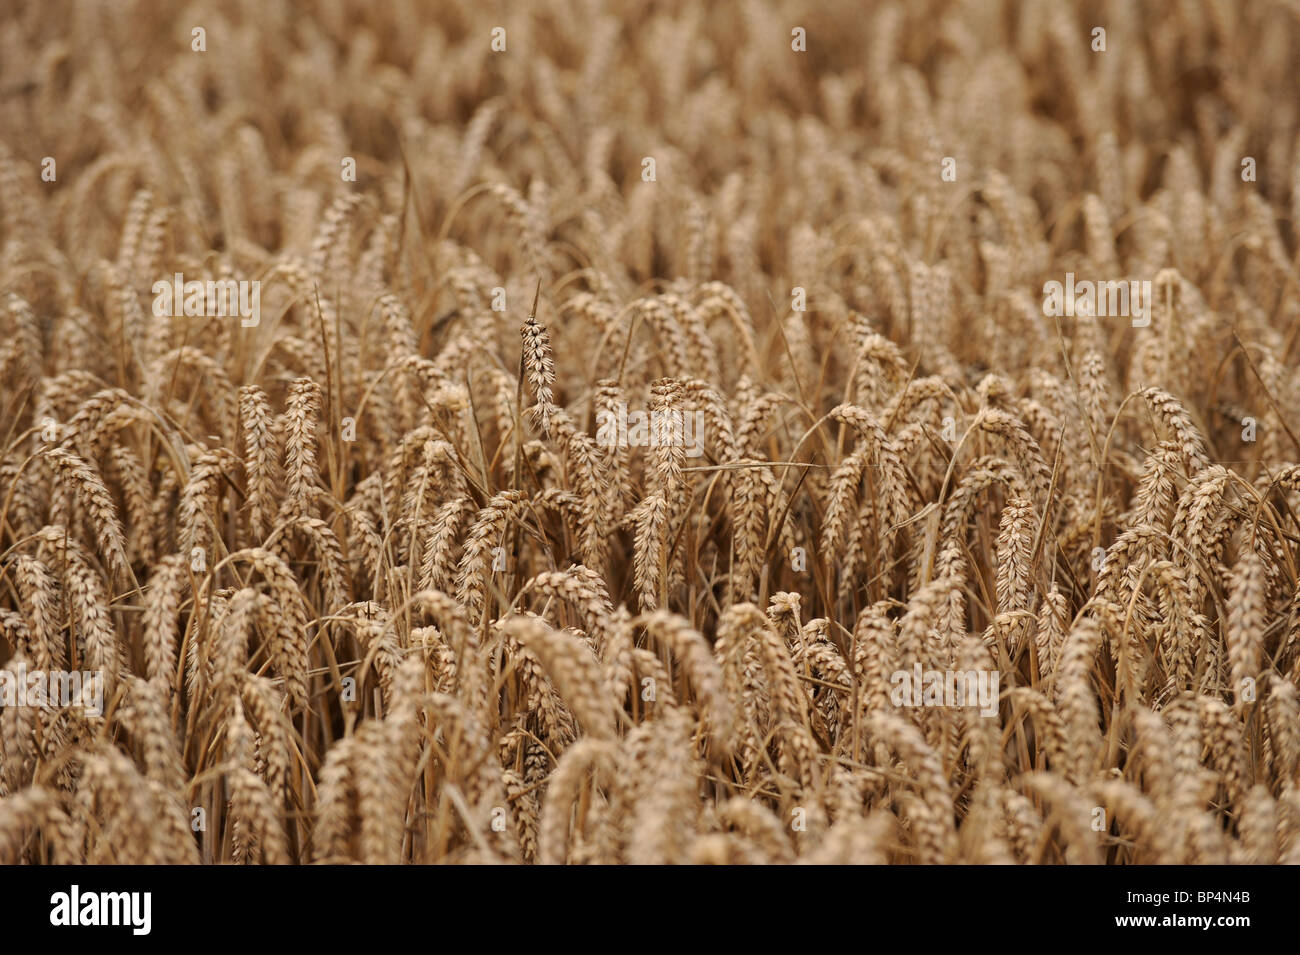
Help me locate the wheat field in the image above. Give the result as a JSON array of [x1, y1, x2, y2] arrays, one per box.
[[0, 0, 1298, 865]]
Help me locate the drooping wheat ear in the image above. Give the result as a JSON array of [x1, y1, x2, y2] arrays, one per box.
[[146, 347, 239, 439], [336, 601, 401, 703], [418, 496, 472, 592], [521, 305, 556, 434], [226, 698, 290, 864], [13, 556, 60, 672], [1138, 387, 1211, 471], [1127, 706, 1177, 810], [240, 673, 291, 808], [281, 516, 349, 614], [556, 425, 612, 571], [0, 787, 82, 864], [1164, 695, 1205, 815], [648, 377, 687, 492], [822, 446, 871, 558], [50, 535, 122, 688], [1143, 559, 1199, 694], [1092, 779, 1174, 863], [352, 718, 408, 864], [635, 298, 693, 378], [503, 623, 574, 752], [995, 496, 1035, 618], [502, 768, 539, 863], [848, 329, 909, 409], [423, 691, 511, 838], [0, 452, 44, 542], [1008, 687, 1068, 772], [626, 708, 700, 865], [898, 576, 952, 670], [412, 590, 488, 720], [280, 377, 323, 521], [179, 447, 240, 558], [734, 603, 819, 787], [538, 738, 618, 865], [1226, 543, 1266, 713], [397, 438, 440, 559], [202, 587, 258, 712], [115, 188, 153, 270], [106, 445, 154, 563], [630, 489, 670, 611], [1200, 696, 1247, 812], [852, 602, 898, 722], [503, 615, 617, 741], [1033, 585, 1067, 682], [800, 625, 851, 740], [43, 447, 129, 582], [767, 591, 804, 655], [716, 797, 795, 863], [1091, 525, 1159, 610], [76, 745, 168, 863], [0, 655, 38, 793], [868, 711, 956, 863], [1266, 681, 1300, 788], [307, 192, 366, 279], [1169, 465, 1233, 608], [1018, 772, 1103, 864], [1237, 785, 1279, 864], [961, 785, 1018, 865], [524, 565, 613, 653], [116, 675, 185, 792], [451, 98, 503, 196], [376, 291, 419, 405], [829, 404, 913, 557], [490, 182, 548, 282], [228, 548, 310, 707], [1053, 612, 1106, 785], [340, 468, 380, 573], [712, 605, 770, 774], [455, 489, 526, 624], [633, 646, 677, 710], [60, 387, 135, 456], [1128, 441, 1182, 530], [1080, 193, 1117, 272], [239, 385, 278, 542], [1077, 350, 1113, 460], [941, 455, 1029, 542], [975, 407, 1052, 507], [635, 609, 735, 754], [997, 788, 1045, 865], [312, 735, 358, 863], [3, 294, 43, 390], [663, 294, 721, 382]]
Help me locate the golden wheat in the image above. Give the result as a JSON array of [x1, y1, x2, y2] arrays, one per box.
[[0, 0, 1298, 866]]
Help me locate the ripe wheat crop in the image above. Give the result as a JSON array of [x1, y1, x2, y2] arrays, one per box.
[[1, 0, 1299, 865]]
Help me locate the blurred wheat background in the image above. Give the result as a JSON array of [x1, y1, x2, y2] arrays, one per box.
[[1, 0, 1299, 864]]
